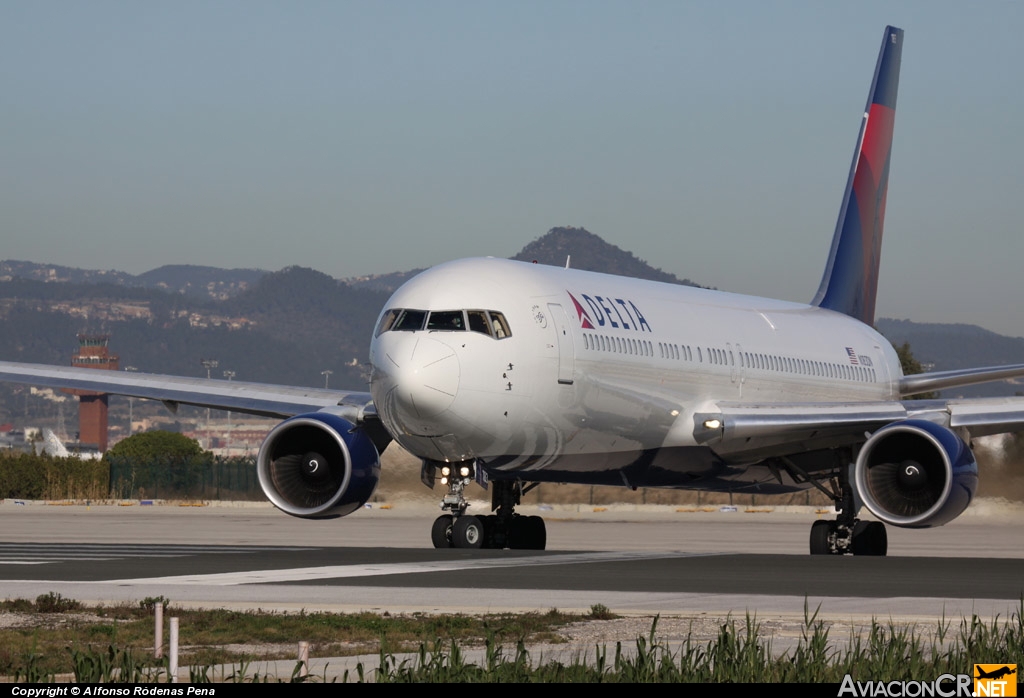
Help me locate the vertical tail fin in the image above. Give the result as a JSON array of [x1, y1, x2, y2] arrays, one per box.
[[812, 26, 903, 325]]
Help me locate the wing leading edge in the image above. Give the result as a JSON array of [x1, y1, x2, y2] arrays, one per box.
[[696, 397, 1024, 458], [0, 360, 372, 420]]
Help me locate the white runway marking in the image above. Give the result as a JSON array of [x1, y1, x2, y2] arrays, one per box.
[[0, 543, 313, 566], [25, 551, 712, 586]]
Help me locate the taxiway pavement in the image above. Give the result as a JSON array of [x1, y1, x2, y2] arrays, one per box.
[[1, 500, 1021, 623]]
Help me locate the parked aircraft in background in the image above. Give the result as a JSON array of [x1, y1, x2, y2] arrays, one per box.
[[37, 428, 103, 460], [4, 26, 1024, 555]]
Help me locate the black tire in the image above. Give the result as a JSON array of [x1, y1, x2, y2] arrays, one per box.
[[872, 522, 888, 556], [810, 520, 832, 555], [526, 516, 547, 550], [453, 515, 484, 549], [851, 520, 887, 556], [481, 515, 500, 549], [507, 515, 529, 549], [431, 515, 454, 549], [509, 515, 547, 550]]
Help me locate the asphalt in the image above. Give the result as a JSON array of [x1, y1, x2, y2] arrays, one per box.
[[2, 499, 1022, 681]]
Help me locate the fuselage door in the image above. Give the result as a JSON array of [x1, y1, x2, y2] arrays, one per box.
[[735, 343, 745, 383], [548, 303, 575, 385]]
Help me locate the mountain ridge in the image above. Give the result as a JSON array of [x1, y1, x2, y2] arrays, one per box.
[[1, 226, 703, 297], [2, 229, 1023, 401]]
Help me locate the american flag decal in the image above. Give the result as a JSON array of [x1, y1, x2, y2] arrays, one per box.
[[846, 347, 860, 364]]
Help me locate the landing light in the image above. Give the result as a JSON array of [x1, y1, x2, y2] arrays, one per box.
[[459, 466, 471, 477], [440, 477, 448, 485], [441, 466, 451, 477], [703, 419, 722, 430]]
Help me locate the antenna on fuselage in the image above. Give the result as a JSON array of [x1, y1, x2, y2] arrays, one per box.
[[565, 255, 571, 269]]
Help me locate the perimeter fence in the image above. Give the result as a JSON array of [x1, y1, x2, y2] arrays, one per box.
[[0, 452, 261, 500]]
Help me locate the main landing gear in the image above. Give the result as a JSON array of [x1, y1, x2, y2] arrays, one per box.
[[425, 460, 546, 550], [802, 460, 887, 556], [809, 518, 887, 556]]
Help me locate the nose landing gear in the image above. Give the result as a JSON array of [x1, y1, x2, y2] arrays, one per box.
[[424, 459, 546, 550]]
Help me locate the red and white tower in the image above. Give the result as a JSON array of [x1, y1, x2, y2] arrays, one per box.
[[64, 334, 119, 452]]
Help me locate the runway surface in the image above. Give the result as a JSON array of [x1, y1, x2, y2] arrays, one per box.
[[1, 500, 1022, 624]]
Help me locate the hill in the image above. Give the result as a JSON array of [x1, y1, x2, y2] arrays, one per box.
[[344, 226, 703, 293], [4, 230, 1024, 409], [0, 260, 265, 300], [0, 266, 388, 418], [876, 318, 1024, 397], [134, 265, 265, 299], [512, 227, 702, 287]]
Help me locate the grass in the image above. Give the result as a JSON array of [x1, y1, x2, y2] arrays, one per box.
[[2, 596, 1023, 682], [0, 596, 588, 678], [370, 605, 1024, 683]]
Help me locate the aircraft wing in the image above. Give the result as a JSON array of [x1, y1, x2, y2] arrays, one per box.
[[695, 397, 1024, 457], [0, 360, 373, 420]]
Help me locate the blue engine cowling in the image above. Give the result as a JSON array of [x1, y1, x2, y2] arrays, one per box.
[[853, 419, 978, 528], [257, 412, 380, 519]]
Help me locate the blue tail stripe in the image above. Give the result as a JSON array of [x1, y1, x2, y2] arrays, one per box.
[[872, 28, 902, 109], [819, 191, 866, 321], [812, 25, 903, 326]]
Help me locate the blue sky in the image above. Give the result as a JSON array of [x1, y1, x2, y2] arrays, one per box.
[[2, 2, 1022, 335]]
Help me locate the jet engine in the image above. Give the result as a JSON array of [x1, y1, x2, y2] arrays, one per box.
[[257, 412, 380, 519], [853, 419, 977, 528]]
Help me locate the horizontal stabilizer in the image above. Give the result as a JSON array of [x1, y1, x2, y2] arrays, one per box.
[[899, 364, 1024, 397]]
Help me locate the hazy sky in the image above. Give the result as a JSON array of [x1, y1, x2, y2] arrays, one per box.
[[2, 2, 1022, 335]]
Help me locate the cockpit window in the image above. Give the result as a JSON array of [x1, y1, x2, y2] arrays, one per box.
[[426, 310, 465, 331], [467, 310, 491, 335], [376, 308, 427, 336], [489, 311, 511, 339], [394, 309, 427, 331], [378, 308, 511, 338], [391, 309, 423, 331], [375, 309, 400, 337]]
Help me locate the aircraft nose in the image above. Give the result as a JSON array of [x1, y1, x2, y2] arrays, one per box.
[[378, 336, 460, 427]]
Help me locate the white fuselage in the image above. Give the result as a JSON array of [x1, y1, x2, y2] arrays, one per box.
[[368, 258, 902, 486]]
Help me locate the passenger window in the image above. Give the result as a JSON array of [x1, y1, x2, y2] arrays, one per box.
[[427, 311, 466, 331]]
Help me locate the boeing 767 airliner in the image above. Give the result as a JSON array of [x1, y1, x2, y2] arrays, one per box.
[[4, 26, 1024, 556]]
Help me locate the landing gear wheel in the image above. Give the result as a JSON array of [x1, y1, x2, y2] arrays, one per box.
[[526, 516, 546, 550], [810, 520, 833, 555], [481, 515, 499, 549], [851, 520, 887, 556], [431, 515, 454, 549], [453, 515, 484, 549], [507, 516, 528, 549], [508, 515, 547, 550]]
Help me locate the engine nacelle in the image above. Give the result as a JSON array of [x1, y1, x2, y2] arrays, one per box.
[[854, 419, 978, 528], [257, 412, 380, 519]]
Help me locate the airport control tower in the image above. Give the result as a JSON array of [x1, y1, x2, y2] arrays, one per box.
[[64, 334, 119, 452]]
